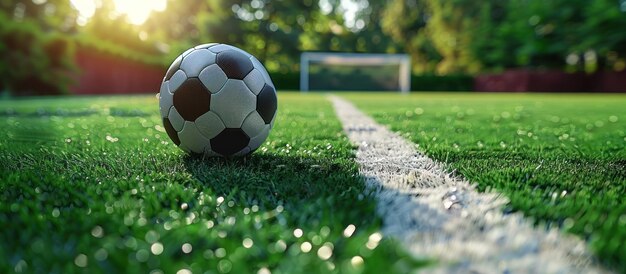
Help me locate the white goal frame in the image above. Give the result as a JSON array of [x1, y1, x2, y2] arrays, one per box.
[[300, 52, 411, 93]]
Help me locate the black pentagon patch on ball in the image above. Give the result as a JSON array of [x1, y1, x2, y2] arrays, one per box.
[[257, 84, 277, 124], [173, 78, 211, 121], [163, 118, 181, 146], [164, 56, 182, 81], [216, 50, 254, 80], [211, 128, 250, 156]]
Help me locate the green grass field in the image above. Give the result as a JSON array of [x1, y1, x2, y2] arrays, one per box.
[[0, 94, 421, 273], [1, 92, 626, 272], [346, 93, 626, 269]]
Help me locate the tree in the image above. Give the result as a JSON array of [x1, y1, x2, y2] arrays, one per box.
[[0, 0, 78, 32], [381, 0, 483, 74], [577, 0, 626, 71]]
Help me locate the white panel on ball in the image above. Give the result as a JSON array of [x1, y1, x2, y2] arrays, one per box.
[[195, 111, 226, 139], [243, 69, 265, 95], [203, 145, 221, 157], [209, 44, 252, 58], [177, 121, 210, 154], [241, 111, 266, 139], [167, 107, 185, 132], [195, 43, 218, 50], [178, 143, 191, 153], [198, 64, 228, 94], [248, 125, 270, 150], [181, 47, 195, 57], [210, 80, 256, 128], [250, 56, 274, 88], [168, 70, 187, 92], [159, 81, 173, 118], [180, 49, 217, 78], [232, 146, 251, 157]]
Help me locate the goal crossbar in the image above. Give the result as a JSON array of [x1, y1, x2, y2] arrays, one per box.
[[300, 52, 411, 92]]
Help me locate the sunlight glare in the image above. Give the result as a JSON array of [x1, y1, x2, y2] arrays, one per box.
[[70, 0, 167, 25]]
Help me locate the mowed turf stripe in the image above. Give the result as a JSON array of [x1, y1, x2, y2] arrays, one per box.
[[329, 96, 607, 273]]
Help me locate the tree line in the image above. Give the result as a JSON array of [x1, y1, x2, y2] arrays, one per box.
[[1, 0, 625, 94]]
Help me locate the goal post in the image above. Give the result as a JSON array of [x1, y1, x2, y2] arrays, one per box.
[[300, 52, 411, 93]]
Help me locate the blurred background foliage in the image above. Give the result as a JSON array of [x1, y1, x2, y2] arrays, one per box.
[[1, 0, 626, 95]]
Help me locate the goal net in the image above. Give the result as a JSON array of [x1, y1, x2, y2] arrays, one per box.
[[300, 52, 411, 92]]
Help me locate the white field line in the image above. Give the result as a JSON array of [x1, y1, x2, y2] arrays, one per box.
[[329, 96, 608, 273]]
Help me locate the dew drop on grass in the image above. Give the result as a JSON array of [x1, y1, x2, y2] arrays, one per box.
[[182, 243, 192, 254], [317, 244, 333, 260], [366, 232, 382, 250], [151, 243, 164, 255], [619, 214, 626, 225], [243, 238, 254, 248], [311, 235, 322, 245], [300, 242, 312, 253], [203, 249, 214, 259], [94, 248, 108, 261], [124, 237, 138, 250], [135, 249, 150, 262], [274, 240, 287, 253], [52, 208, 60, 217], [320, 226, 331, 237], [225, 216, 236, 226], [74, 254, 88, 267], [91, 226, 103, 238], [350, 256, 364, 267], [563, 218, 575, 230], [176, 269, 191, 274], [105, 135, 119, 143], [293, 228, 303, 238], [205, 220, 214, 229], [257, 267, 271, 274], [14, 260, 27, 273], [218, 259, 233, 273], [343, 224, 356, 238], [215, 248, 227, 258]]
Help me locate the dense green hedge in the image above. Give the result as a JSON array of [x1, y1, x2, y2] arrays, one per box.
[[74, 34, 167, 67], [269, 72, 475, 92], [0, 13, 76, 96], [269, 71, 300, 90], [411, 74, 474, 91]]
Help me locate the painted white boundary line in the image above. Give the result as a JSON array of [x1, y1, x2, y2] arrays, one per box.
[[329, 96, 607, 273]]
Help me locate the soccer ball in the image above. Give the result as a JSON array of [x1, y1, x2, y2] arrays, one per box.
[[158, 43, 277, 157]]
